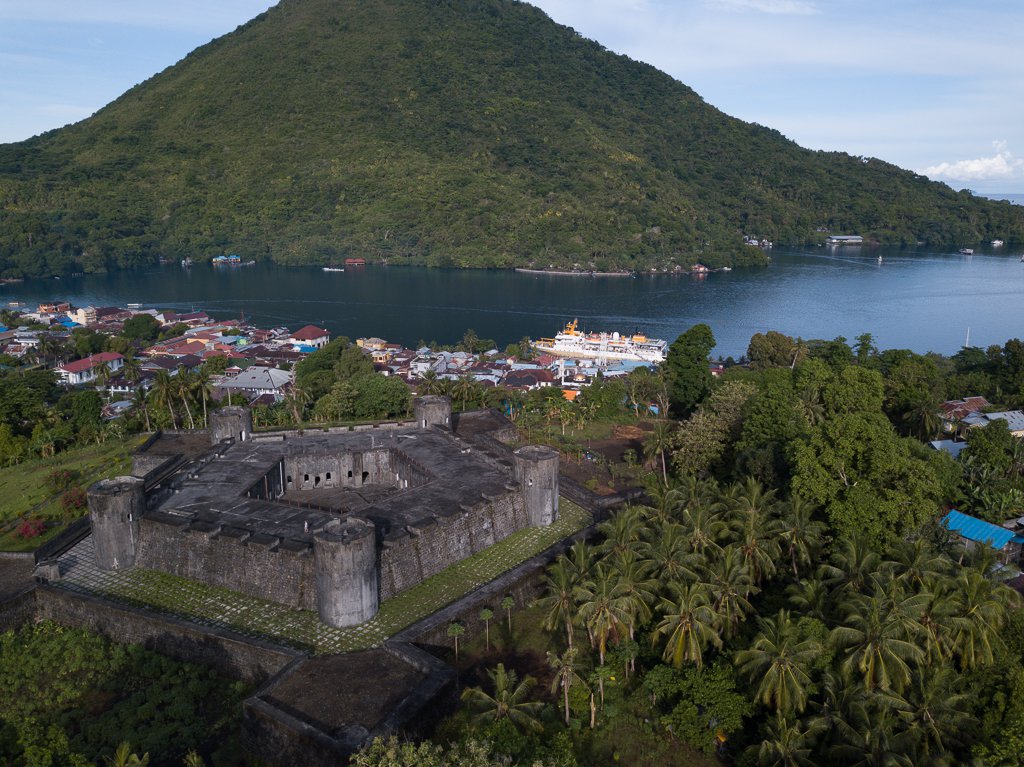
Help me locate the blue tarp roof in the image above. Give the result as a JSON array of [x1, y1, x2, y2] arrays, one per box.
[[943, 509, 1024, 550]]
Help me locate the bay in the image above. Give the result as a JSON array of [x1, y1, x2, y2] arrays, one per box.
[[3, 244, 1023, 359]]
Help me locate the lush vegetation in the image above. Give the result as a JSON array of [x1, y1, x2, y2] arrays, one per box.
[[355, 328, 1024, 767], [0, 621, 247, 766], [2, 0, 1022, 279]]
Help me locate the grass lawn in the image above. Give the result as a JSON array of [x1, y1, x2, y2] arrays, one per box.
[[0, 438, 144, 551]]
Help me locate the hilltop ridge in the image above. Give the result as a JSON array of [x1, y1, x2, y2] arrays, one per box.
[[0, 0, 1021, 277]]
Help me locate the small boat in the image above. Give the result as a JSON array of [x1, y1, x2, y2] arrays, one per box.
[[322, 266, 345, 273], [877, 255, 883, 263], [992, 239, 1004, 247], [959, 248, 974, 255]]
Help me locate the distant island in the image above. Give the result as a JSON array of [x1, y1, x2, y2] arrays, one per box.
[[0, 0, 1021, 279]]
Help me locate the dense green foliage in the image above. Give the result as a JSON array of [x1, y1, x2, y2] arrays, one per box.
[[1, 0, 1021, 278], [0, 621, 245, 766], [352, 327, 1024, 767]]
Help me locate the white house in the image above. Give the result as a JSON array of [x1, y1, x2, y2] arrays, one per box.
[[56, 352, 125, 386]]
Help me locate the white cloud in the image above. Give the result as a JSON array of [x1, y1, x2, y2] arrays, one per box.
[[921, 141, 1024, 183], [708, 0, 818, 14]]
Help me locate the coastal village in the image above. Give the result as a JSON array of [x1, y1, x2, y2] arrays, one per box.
[[0, 301, 667, 416]]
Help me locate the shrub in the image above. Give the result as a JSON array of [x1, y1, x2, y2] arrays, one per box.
[[16, 518, 46, 540], [60, 487, 88, 516], [46, 469, 76, 494]]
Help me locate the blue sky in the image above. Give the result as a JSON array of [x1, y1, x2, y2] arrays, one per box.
[[1, 0, 1021, 192]]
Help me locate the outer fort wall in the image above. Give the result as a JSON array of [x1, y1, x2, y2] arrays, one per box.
[[34, 585, 300, 684], [134, 517, 317, 610], [379, 492, 528, 598]]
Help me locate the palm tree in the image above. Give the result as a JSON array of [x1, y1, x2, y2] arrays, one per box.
[[453, 374, 479, 412], [709, 545, 755, 638], [606, 550, 658, 641], [731, 503, 782, 594], [644, 420, 675, 486], [105, 742, 150, 767], [417, 370, 443, 395], [460, 663, 543, 733], [132, 386, 151, 432], [575, 564, 634, 666], [889, 668, 972, 763], [642, 483, 687, 525], [948, 569, 1014, 670], [175, 366, 196, 429], [92, 358, 113, 390], [537, 558, 579, 650], [447, 622, 466, 661], [653, 581, 721, 668], [830, 592, 925, 692], [903, 395, 943, 440], [786, 577, 831, 623], [120, 351, 142, 386], [598, 506, 645, 560], [639, 521, 701, 587], [735, 609, 823, 715], [567, 539, 594, 583], [751, 714, 824, 767], [193, 366, 214, 427], [826, 696, 914, 767], [501, 594, 515, 633], [547, 648, 586, 725], [679, 502, 726, 559], [882, 538, 949, 590], [778, 497, 827, 578], [151, 369, 178, 427], [820, 533, 882, 597], [479, 607, 494, 650]]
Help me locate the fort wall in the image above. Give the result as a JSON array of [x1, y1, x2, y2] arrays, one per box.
[[379, 491, 528, 598], [35, 585, 300, 684], [134, 515, 317, 610]]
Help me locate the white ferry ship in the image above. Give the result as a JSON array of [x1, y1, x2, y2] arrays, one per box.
[[531, 319, 667, 363]]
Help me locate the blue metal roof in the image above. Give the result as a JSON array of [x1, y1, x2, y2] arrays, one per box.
[[943, 509, 1024, 550]]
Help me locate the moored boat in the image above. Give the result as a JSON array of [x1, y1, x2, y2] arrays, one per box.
[[323, 266, 345, 272], [530, 319, 667, 363]]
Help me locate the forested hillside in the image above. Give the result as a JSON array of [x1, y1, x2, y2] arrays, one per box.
[[1, 0, 1021, 278]]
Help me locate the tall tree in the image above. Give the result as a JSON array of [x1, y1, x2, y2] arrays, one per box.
[[664, 324, 716, 417]]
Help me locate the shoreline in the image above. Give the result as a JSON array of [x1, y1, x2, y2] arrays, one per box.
[[514, 267, 635, 277]]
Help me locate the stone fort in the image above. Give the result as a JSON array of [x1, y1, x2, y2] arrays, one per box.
[[86, 396, 559, 627]]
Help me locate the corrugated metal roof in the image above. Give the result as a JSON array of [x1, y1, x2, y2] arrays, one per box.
[[929, 440, 969, 459], [987, 410, 1024, 432], [943, 509, 1024, 550]]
